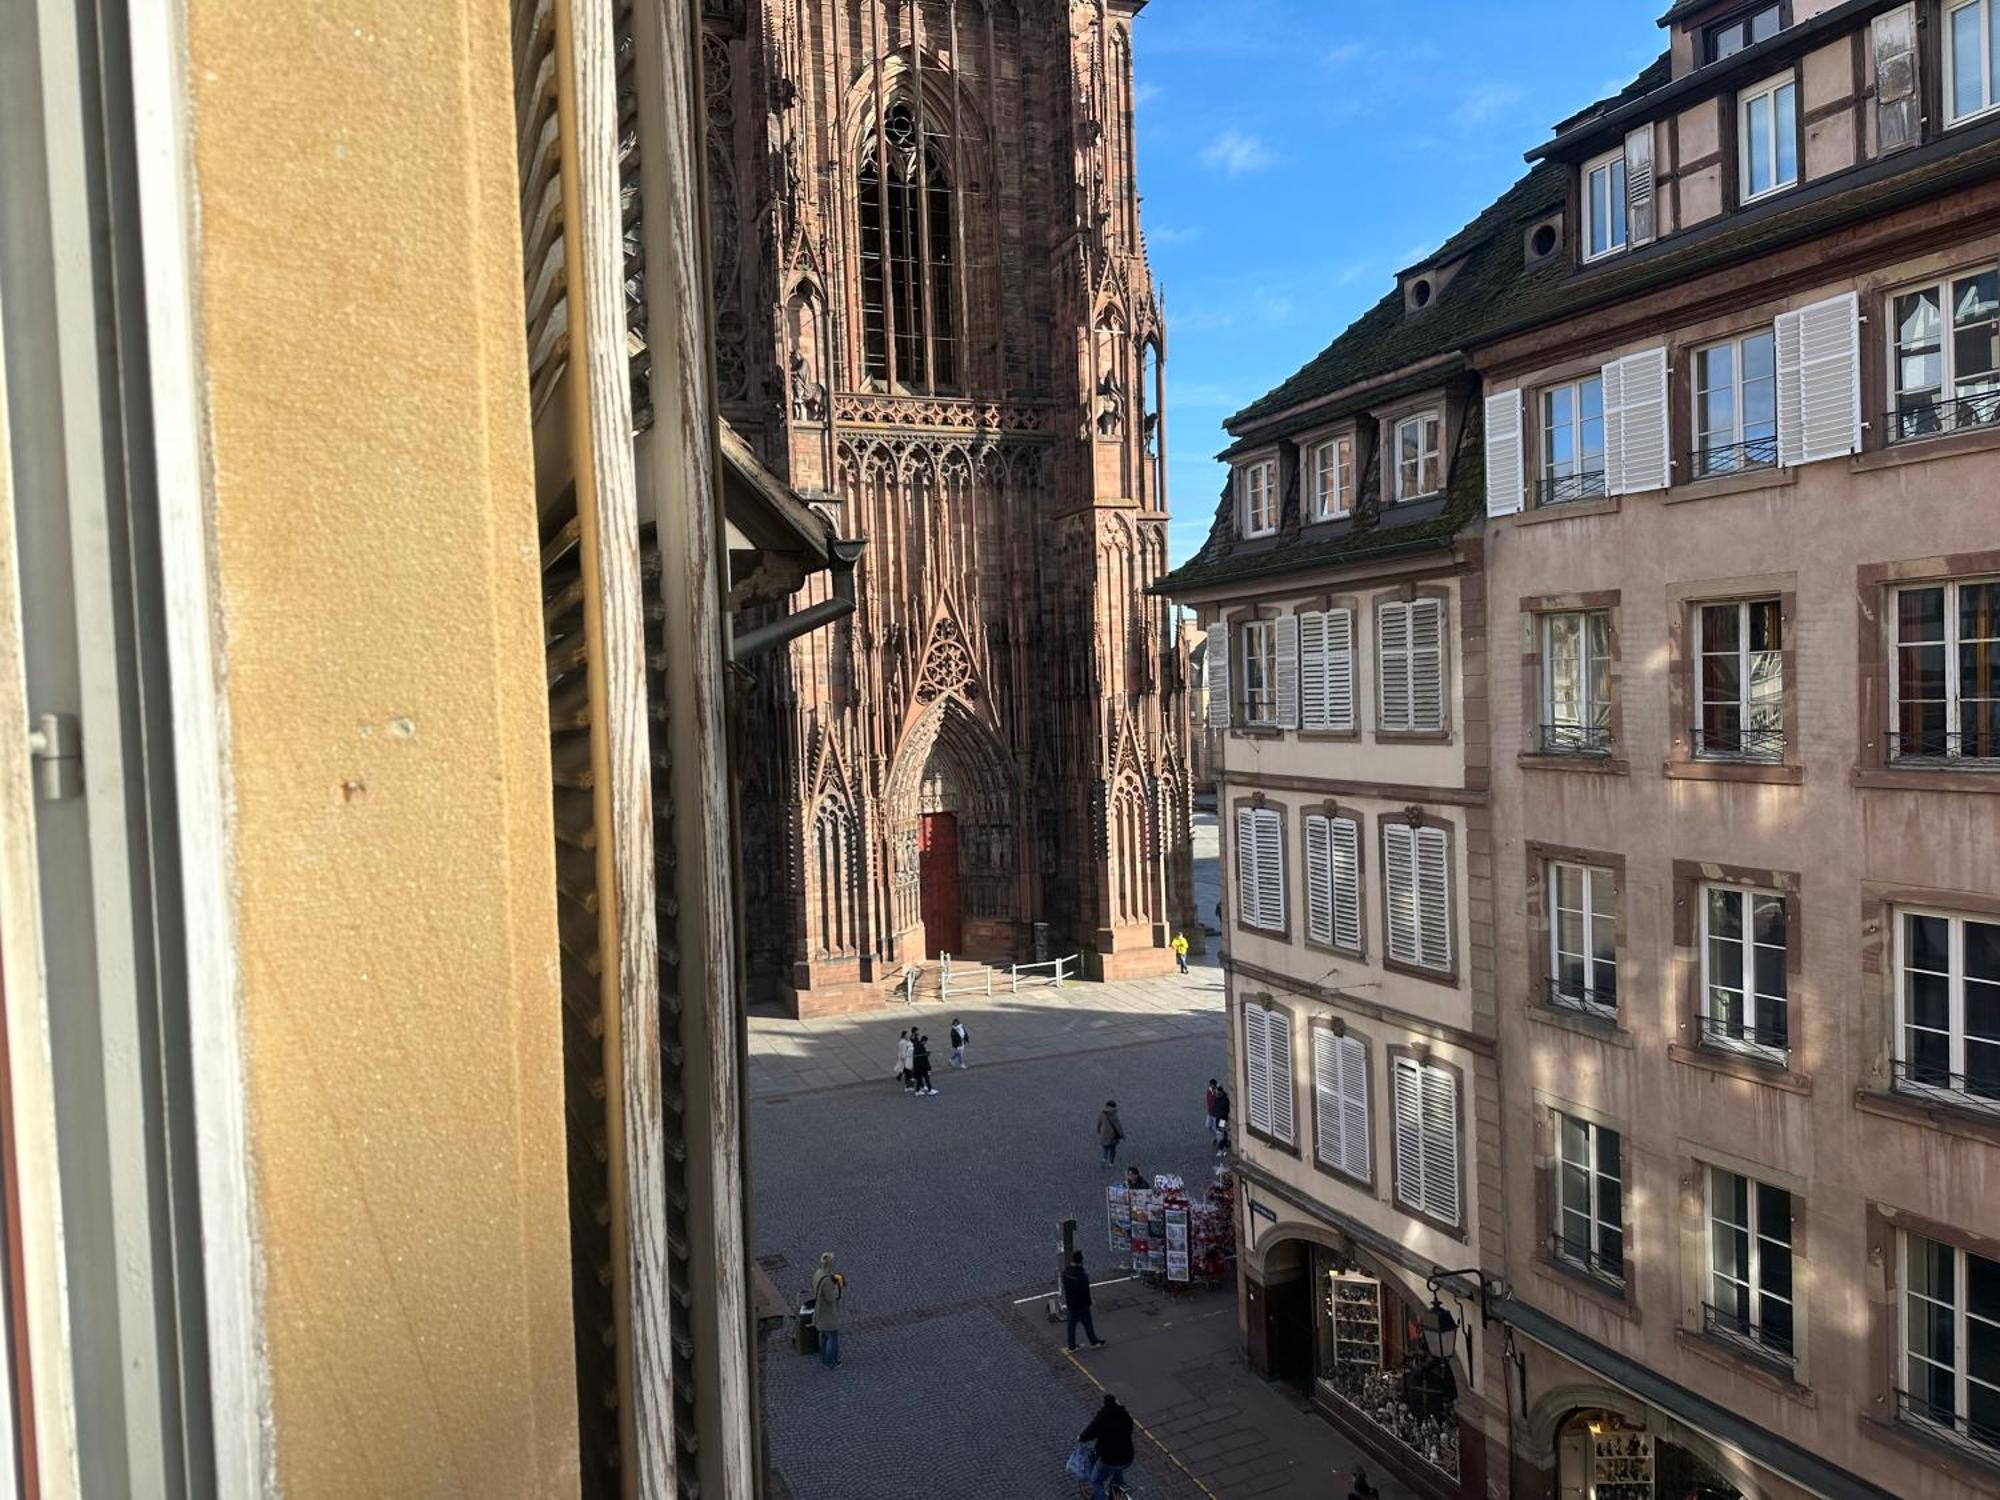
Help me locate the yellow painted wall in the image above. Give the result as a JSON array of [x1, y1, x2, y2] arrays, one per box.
[[183, 1, 579, 1494]]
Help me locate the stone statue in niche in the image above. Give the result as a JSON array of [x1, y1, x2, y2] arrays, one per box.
[[1096, 371, 1124, 437], [790, 350, 825, 421], [1143, 410, 1159, 456]]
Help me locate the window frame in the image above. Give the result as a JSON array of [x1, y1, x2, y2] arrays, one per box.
[[1553, 1112, 1625, 1286], [1887, 267, 2000, 442], [1898, 1229, 2000, 1457], [1703, 2, 1786, 65], [1705, 1165, 1796, 1368], [1945, 0, 2000, 127], [1547, 861, 1618, 1018], [1695, 597, 1785, 762], [1240, 618, 1278, 727], [1536, 374, 1607, 506], [1239, 457, 1278, 538], [1582, 146, 1628, 263], [1698, 881, 1791, 1064], [1889, 578, 2000, 763], [1391, 411, 1442, 501], [1737, 70, 1799, 204], [1692, 330, 1779, 478], [1306, 434, 1354, 521], [1892, 906, 2000, 1113], [1538, 609, 1613, 755]]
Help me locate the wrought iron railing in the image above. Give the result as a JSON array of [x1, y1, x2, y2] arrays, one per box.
[[1702, 1301, 1795, 1366], [1896, 1387, 2000, 1462], [1891, 1058, 2000, 1114], [1551, 1230, 1625, 1284], [1535, 469, 1607, 506], [1544, 977, 1617, 1020], [1887, 727, 2000, 763], [1693, 722, 1787, 761], [1537, 722, 1613, 755], [1692, 435, 1778, 478], [1699, 1012, 1789, 1060], [1886, 392, 2000, 444]]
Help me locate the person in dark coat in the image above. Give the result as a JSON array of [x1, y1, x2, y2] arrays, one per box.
[[912, 1033, 937, 1095], [1077, 1392, 1137, 1499], [1096, 1100, 1124, 1165], [1061, 1250, 1106, 1352], [1204, 1078, 1220, 1134], [1211, 1084, 1231, 1152]]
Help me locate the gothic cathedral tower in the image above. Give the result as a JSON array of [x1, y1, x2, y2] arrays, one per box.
[[705, 0, 1194, 1012]]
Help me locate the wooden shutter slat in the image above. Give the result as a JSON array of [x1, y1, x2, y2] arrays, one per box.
[[1378, 602, 1411, 732], [1234, 809, 1258, 929], [1384, 824, 1418, 966], [1420, 1064, 1460, 1226], [1327, 608, 1354, 731], [1483, 388, 1523, 517], [1410, 598, 1444, 732], [1304, 815, 1334, 946], [1299, 611, 1328, 730], [1624, 125, 1655, 247], [1873, 5, 1920, 154], [1339, 1035, 1370, 1182], [1600, 356, 1627, 496], [1417, 825, 1452, 971], [1392, 1057, 1423, 1212], [1243, 1005, 1273, 1134], [1313, 1028, 1342, 1168], [1777, 293, 1861, 466], [1330, 817, 1361, 952], [1269, 1009, 1296, 1145], [1207, 622, 1230, 729], [1613, 348, 1669, 494], [1254, 808, 1284, 933], [1275, 613, 1300, 731]]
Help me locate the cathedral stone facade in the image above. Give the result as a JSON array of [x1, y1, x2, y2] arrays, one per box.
[[703, 0, 1193, 1011]]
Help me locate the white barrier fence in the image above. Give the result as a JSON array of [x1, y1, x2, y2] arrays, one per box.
[[1007, 953, 1078, 992]]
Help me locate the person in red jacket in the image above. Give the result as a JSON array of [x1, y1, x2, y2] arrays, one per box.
[[1076, 1393, 1136, 1499]]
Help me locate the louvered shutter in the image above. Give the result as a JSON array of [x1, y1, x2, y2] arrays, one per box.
[[1327, 608, 1355, 731], [1776, 292, 1862, 466], [1243, 1004, 1274, 1134], [1410, 598, 1444, 731], [1304, 816, 1334, 946], [1255, 809, 1284, 932], [1275, 613, 1300, 730], [1416, 826, 1452, 970], [1392, 1056, 1424, 1212], [1338, 1035, 1371, 1181], [1873, 5, 1919, 155], [1234, 808, 1259, 928], [1384, 823, 1418, 965], [1606, 348, 1668, 495], [1378, 603, 1412, 731], [1625, 124, 1655, 247], [1420, 1064, 1461, 1226], [1314, 1028, 1344, 1168], [1330, 817, 1361, 952], [1268, 1009, 1296, 1144], [1599, 356, 1627, 495], [1484, 388, 1523, 517], [1299, 612, 1329, 730], [1206, 622, 1230, 728]]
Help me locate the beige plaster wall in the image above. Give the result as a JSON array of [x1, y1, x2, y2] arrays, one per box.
[[184, 1, 579, 1494]]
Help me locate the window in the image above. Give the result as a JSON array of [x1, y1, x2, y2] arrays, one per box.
[[1695, 599, 1784, 760], [1891, 268, 2000, 440], [1391, 1055, 1458, 1225], [1240, 620, 1277, 726], [1240, 458, 1277, 536], [1539, 611, 1612, 754], [1554, 1114, 1624, 1283], [1700, 884, 1789, 1060], [1377, 597, 1445, 733], [1891, 580, 2000, 760], [1738, 73, 1798, 202], [1383, 822, 1451, 973], [859, 101, 956, 388], [1706, 3, 1783, 63], [1234, 807, 1285, 933], [1548, 862, 1617, 1017], [1706, 1168, 1795, 1365], [1312, 1028, 1369, 1181], [1241, 1002, 1297, 1146], [1309, 436, 1353, 520], [1693, 332, 1778, 476], [1894, 910, 2000, 1110], [1584, 148, 1628, 261], [1900, 1232, 2000, 1456], [1538, 376, 1605, 504], [1298, 608, 1355, 732], [1393, 412, 1441, 500], [1947, 0, 2000, 125], [1305, 813, 1361, 952]]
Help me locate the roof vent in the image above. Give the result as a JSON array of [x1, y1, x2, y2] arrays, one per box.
[[1400, 254, 1464, 316], [1523, 212, 1563, 266]]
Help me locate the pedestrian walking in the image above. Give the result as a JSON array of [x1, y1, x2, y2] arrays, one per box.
[[897, 1028, 915, 1092], [809, 1252, 845, 1369], [1211, 1083, 1231, 1153], [912, 1032, 937, 1095], [1061, 1250, 1107, 1351], [1203, 1078, 1219, 1136], [1076, 1393, 1137, 1499], [1096, 1100, 1124, 1166], [1346, 1465, 1380, 1500], [949, 1018, 968, 1068], [1171, 931, 1190, 974]]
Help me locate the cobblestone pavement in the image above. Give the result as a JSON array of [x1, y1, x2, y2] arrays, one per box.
[[754, 999, 1229, 1499]]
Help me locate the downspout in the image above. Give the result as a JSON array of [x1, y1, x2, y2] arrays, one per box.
[[729, 538, 864, 661]]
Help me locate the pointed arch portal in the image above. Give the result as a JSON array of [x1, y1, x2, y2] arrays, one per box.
[[886, 695, 1016, 958]]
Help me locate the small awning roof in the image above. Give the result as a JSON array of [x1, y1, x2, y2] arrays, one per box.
[[720, 420, 834, 565]]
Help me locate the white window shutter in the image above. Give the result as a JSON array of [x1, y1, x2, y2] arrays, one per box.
[[1305, 816, 1334, 946], [1420, 1064, 1460, 1226], [1872, 5, 1919, 154], [1599, 356, 1627, 495], [1269, 1010, 1296, 1144], [1625, 125, 1655, 247], [1612, 348, 1668, 494], [1338, 1035, 1370, 1181], [1206, 622, 1230, 728], [1330, 817, 1361, 952], [1378, 603, 1412, 731], [1313, 1029, 1343, 1168], [1234, 809, 1258, 928], [1275, 613, 1300, 730], [1392, 1056, 1423, 1211], [1417, 826, 1452, 970], [1410, 598, 1445, 731], [1776, 292, 1862, 466], [1484, 388, 1523, 517], [1255, 809, 1284, 932], [1327, 608, 1355, 731], [1299, 611, 1328, 730], [1384, 823, 1418, 965], [1242, 1005, 1273, 1134]]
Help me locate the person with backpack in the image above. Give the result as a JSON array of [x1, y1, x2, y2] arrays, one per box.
[[1096, 1100, 1124, 1166], [809, 1252, 845, 1369], [1061, 1250, 1106, 1351], [1076, 1393, 1137, 1499], [911, 1032, 937, 1096], [1211, 1083, 1232, 1153], [949, 1018, 969, 1068]]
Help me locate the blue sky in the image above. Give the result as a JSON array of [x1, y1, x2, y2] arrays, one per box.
[[1132, 1, 1666, 564]]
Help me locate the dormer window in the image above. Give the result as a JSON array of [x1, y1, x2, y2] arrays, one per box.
[[1393, 413, 1442, 501], [1705, 3, 1784, 65], [1307, 435, 1354, 521], [1946, 0, 2000, 126], [1583, 149, 1628, 262], [1240, 458, 1277, 538], [1738, 72, 1798, 202]]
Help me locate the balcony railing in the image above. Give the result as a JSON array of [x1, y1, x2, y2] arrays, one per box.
[[1891, 1058, 2000, 1115], [1887, 727, 2000, 763], [1701, 1301, 1795, 1366], [1693, 722, 1786, 761], [1887, 392, 2000, 444], [1691, 435, 1778, 478], [1535, 469, 1607, 507], [1544, 977, 1617, 1021], [1896, 1387, 2000, 1464], [1537, 722, 1612, 755], [1699, 1012, 1789, 1062], [1551, 1230, 1625, 1285]]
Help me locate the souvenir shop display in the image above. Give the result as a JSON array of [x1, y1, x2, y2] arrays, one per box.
[[1328, 1271, 1383, 1376], [1588, 1426, 1654, 1499], [1106, 1185, 1131, 1262]]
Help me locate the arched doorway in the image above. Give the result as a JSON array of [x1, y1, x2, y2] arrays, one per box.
[[885, 694, 1016, 960], [1549, 1404, 1744, 1499]]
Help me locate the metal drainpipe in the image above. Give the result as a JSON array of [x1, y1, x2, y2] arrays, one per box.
[[729, 539, 863, 662]]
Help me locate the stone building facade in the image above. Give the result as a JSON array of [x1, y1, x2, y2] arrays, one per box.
[[701, 0, 1194, 1011]]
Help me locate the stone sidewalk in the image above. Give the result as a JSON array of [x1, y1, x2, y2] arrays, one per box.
[[748, 959, 1226, 1101]]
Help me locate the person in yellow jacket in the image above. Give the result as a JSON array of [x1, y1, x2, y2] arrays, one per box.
[[1171, 932, 1190, 974]]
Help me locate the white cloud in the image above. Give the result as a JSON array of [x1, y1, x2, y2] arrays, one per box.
[[1451, 82, 1525, 130], [1323, 40, 1367, 69], [1134, 79, 1163, 107], [1198, 129, 1276, 177]]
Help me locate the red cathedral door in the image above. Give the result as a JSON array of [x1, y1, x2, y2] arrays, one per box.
[[919, 813, 962, 957]]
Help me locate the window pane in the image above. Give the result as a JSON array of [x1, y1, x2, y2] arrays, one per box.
[[1757, 1183, 1793, 1250], [1750, 4, 1780, 42], [1775, 83, 1797, 186], [1910, 1233, 1956, 1303], [1590, 167, 1610, 254], [1597, 1128, 1621, 1184], [1610, 159, 1627, 248], [1708, 886, 1743, 941], [1909, 912, 1952, 972], [1971, 1249, 2000, 1326], [1560, 1113, 1589, 1165], [1956, 1, 1985, 119], [1590, 871, 1616, 922], [1746, 93, 1773, 195], [1741, 333, 1777, 442], [1697, 346, 1736, 450]]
